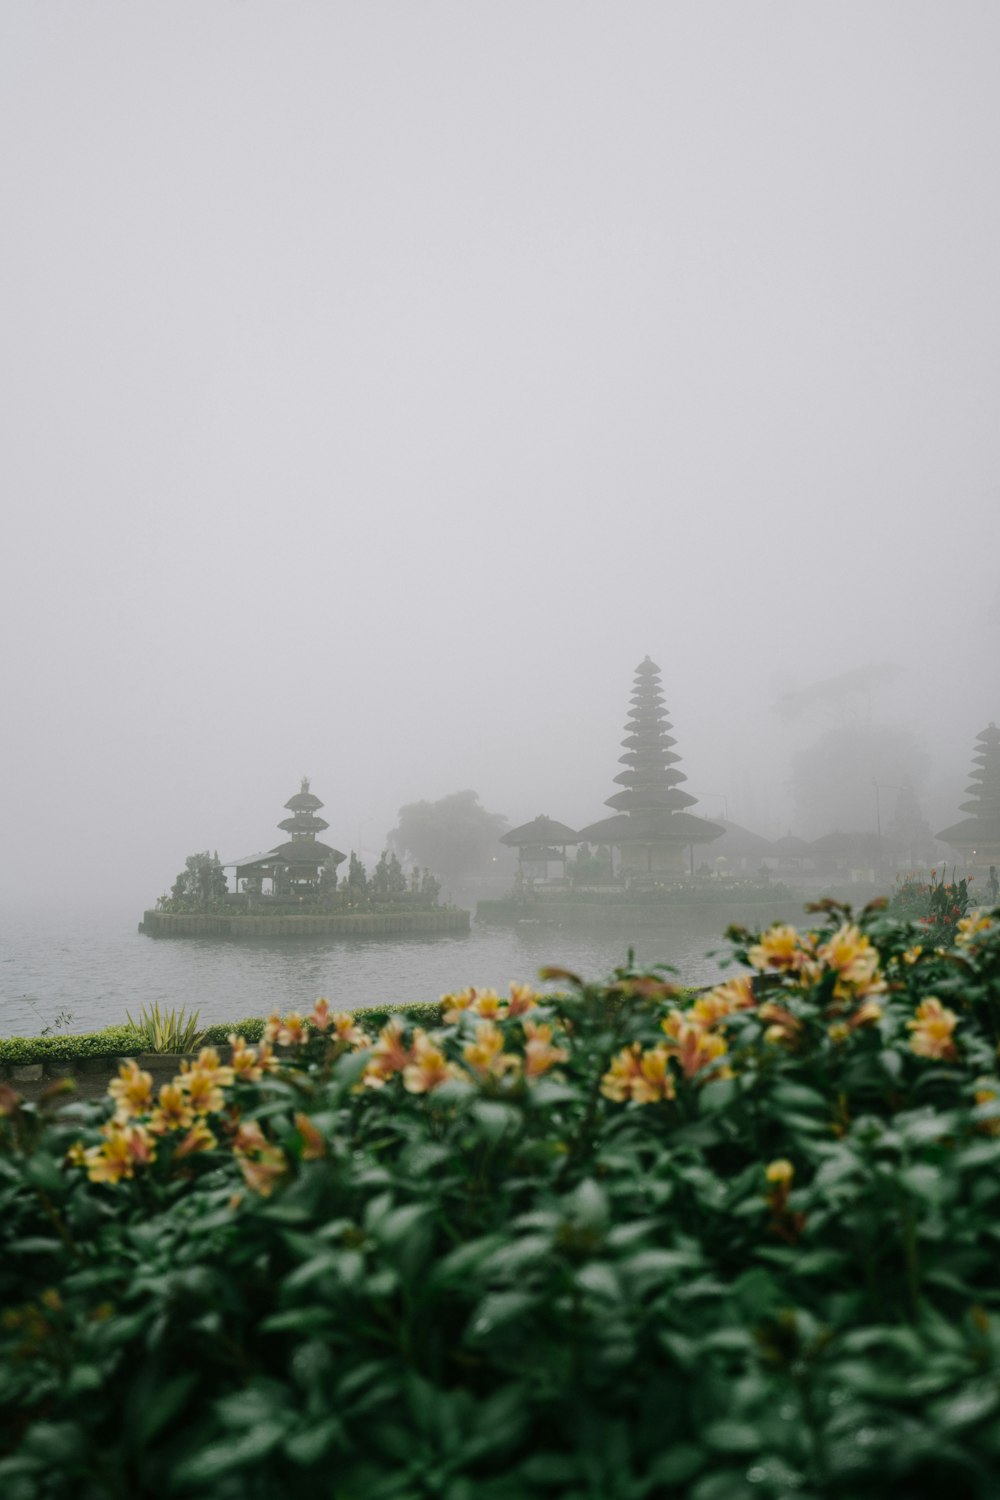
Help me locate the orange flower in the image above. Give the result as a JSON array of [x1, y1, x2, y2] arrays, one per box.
[[957, 912, 992, 948], [108, 1060, 154, 1121], [817, 923, 884, 998], [238, 1145, 287, 1197], [664, 1021, 728, 1081], [471, 989, 508, 1021], [758, 1001, 801, 1047], [149, 1081, 194, 1135], [231, 1119, 269, 1156], [522, 1020, 569, 1078], [174, 1121, 217, 1158], [190, 1047, 235, 1087], [908, 997, 958, 1061], [600, 1043, 675, 1104], [293, 1111, 327, 1159], [440, 988, 477, 1024], [263, 1011, 283, 1044], [506, 982, 539, 1017], [402, 1031, 461, 1094]]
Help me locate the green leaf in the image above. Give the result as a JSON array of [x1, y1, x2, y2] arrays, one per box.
[[701, 1420, 761, 1454]]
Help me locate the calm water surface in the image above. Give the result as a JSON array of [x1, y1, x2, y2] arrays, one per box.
[[0, 901, 783, 1037]]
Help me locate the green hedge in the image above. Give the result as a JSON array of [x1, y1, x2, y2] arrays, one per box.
[[4, 905, 1000, 1495], [0, 1004, 448, 1067]]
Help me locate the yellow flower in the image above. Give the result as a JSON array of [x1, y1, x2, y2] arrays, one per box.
[[817, 923, 884, 997], [901, 944, 923, 966], [522, 1020, 569, 1078], [402, 1030, 461, 1094], [600, 1043, 676, 1104], [229, 1035, 264, 1084], [908, 997, 959, 1061], [277, 1013, 308, 1048], [957, 912, 992, 947], [748, 925, 814, 974], [765, 1159, 794, 1187], [472, 989, 508, 1021], [462, 1020, 518, 1079], [331, 1012, 368, 1047], [974, 1082, 1000, 1136], [440, 987, 477, 1024], [600, 1044, 644, 1103], [665, 1022, 728, 1081], [183, 1070, 227, 1116], [149, 1081, 194, 1135], [84, 1124, 156, 1184], [828, 1021, 850, 1044], [848, 998, 883, 1030], [263, 1011, 283, 1044], [108, 1060, 154, 1121]]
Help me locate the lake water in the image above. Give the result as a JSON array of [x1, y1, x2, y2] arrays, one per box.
[[0, 901, 787, 1038]]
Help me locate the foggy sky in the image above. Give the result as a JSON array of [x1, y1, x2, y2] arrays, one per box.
[[2, 2, 999, 906]]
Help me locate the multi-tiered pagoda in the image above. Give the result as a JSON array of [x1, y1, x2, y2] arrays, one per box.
[[578, 657, 723, 875], [227, 777, 346, 896], [937, 723, 1000, 874]]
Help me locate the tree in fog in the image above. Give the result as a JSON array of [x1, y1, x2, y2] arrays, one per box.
[[390, 791, 508, 880], [170, 851, 229, 907], [791, 726, 931, 839]]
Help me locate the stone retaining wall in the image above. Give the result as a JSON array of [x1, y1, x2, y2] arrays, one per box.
[[139, 909, 470, 939]]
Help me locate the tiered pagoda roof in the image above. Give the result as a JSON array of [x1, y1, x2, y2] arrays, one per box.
[[937, 723, 1000, 851], [227, 777, 346, 877], [278, 776, 331, 838], [578, 657, 723, 849]]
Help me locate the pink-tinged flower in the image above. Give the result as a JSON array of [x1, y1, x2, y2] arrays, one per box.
[[522, 1020, 569, 1078], [402, 1031, 461, 1094], [748, 924, 815, 974], [238, 1145, 287, 1197], [149, 1081, 194, 1135], [190, 1047, 235, 1087], [697, 975, 756, 1018], [330, 1012, 368, 1048], [908, 997, 959, 1061], [362, 1020, 414, 1088], [231, 1119, 269, 1157], [277, 1013, 308, 1048], [462, 1020, 519, 1080], [174, 1121, 217, 1158], [308, 997, 332, 1032], [256, 1039, 280, 1073], [293, 1111, 327, 1159], [108, 1060, 154, 1121], [229, 1035, 264, 1084], [506, 982, 539, 1017]]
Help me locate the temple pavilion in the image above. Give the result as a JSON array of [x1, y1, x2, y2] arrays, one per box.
[[226, 778, 346, 896], [577, 657, 724, 876], [500, 815, 579, 882], [937, 722, 1000, 875]]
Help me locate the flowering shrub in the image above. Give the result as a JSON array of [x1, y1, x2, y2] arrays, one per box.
[[3, 900, 1000, 1497]]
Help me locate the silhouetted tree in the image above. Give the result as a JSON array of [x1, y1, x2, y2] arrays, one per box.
[[389, 790, 508, 880]]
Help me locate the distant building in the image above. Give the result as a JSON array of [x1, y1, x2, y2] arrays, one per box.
[[225, 777, 347, 896], [937, 723, 1000, 875], [578, 656, 723, 876]]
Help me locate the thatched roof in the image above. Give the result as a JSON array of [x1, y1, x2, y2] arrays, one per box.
[[936, 816, 1000, 847], [501, 816, 579, 847], [233, 840, 346, 870], [577, 810, 724, 846]]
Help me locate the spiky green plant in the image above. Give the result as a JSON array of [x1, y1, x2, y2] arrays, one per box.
[[124, 1002, 204, 1054]]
